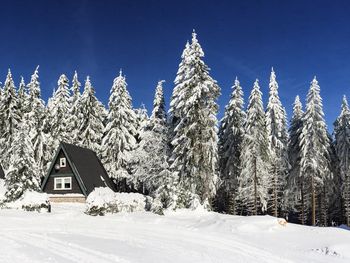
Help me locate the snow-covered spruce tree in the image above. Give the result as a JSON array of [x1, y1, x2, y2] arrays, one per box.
[[169, 41, 191, 129], [326, 133, 342, 225], [26, 66, 50, 179], [134, 104, 149, 142], [285, 96, 307, 224], [151, 80, 167, 121], [42, 88, 58, 170], [49, 74, 71, 146], [101, 70, 138, 191], [0, 69, 21, 169], [132, 81, 176, 208], [68, 71, 82, 144], [334, 95, 350, 226], [150, 81, 177, 208], [45, 88, 56, 115], [216, 77, 245, 214], [169, 31, 220, 208], [71, 71, 81, 105], [237, 80, 269, 215], [78, 76, 105, 154], [265, 68, 289, 217], [17, 77, 29, 118], [5, 122, 40, 202], [167, 41, 191, 207], [300, 77, 331, 226]]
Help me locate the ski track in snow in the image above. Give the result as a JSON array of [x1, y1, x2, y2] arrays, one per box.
[[0, 204, 349, 263]]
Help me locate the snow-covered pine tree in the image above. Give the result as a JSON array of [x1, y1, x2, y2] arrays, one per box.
[[265, 68, 289, 217], [71, 71, 81, 105], [169, 41, 191, 129], [326, 132, 342, 225], [334, 95, 350, 226], [26, 66, 49, 179], [78, 76, 105, 154], [150, 81, 177, 208], [68, 71, 82, 144], [151, 80, 167, 122], [42, 88, 57, 169], [27, 66, 43, 113], [217, 77, 245, 214], [101, 70, 138, 191], [5, 122, 40, 202], [167, 41, 191, 207], [134, 104, 149, 143], [132, 81, 175, 208], [237, 80, 269, 215], [45, 88, 56, 115], [17, 77, 29, 118], [169, 31, 220, 208], [300, 77, 330, 226], [133, 81, 171, 201], [285, 96, 307, 224], [0, 69, 21, 169], [49, 74, 71, 146]]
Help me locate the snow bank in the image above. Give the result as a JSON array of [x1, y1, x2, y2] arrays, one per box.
[[7, 191, 49, 212], [86, 187, 148, 215]]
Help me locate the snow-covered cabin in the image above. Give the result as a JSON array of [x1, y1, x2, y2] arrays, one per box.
[[41, 142, 115, 202], [0, 164, 4, 180]]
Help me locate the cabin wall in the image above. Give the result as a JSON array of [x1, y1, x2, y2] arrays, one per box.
[[43, 150, 84, 195], [54, 150, 73, 174]]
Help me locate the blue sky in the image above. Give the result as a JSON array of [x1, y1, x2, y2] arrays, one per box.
[[0, 0, 350, 129]]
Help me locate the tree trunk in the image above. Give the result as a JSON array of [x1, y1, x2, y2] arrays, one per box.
[[323, 186, 327, 227], [346, 162, 350, 227], [301, 181, 305, 225], [312, 176, 316, 226], [228, 192, 236, 215], [254, 157, 258, 216], [274, 172, 278, 217], [347, 173, 350, 227]]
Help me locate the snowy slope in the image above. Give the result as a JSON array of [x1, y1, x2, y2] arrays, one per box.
[[0, 204, 349, 263]]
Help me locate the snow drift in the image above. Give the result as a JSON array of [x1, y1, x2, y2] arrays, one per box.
[[6, 190, 49, 211], [86, 187, 147, 215]]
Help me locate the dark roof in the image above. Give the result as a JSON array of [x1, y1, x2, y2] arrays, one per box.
[[41, 142, 115, 196], [0, 164, 4, 179]]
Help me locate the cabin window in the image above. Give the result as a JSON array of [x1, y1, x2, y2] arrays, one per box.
[[54, 177, 72, 190], [60, 158, 66, 168]]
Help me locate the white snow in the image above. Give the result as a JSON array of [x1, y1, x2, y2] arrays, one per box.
[[0, 203, 349, 263], [86, 187, 147, 214], [6, 190, 49, 210]]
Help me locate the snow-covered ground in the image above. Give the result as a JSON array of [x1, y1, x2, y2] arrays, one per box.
[[0, 203, 349, 263]]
